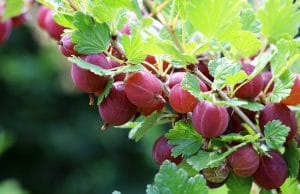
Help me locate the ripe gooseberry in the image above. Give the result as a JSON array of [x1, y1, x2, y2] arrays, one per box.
[[152, 136, 182, 165], [99, 82, 137, 125], [71, 53, 112, 93], [259, 103, 297, 142], [192, 101, 229, 138], [253, 151, 288, 189], [125, 71, 165, 108]]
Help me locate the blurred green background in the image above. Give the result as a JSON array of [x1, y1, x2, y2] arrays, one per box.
[[0, 17, 163, 194]]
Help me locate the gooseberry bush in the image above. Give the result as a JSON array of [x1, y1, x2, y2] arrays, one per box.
[[2, 0, 300, 193]]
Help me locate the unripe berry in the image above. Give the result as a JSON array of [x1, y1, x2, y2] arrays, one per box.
[[152, 136, 182, 165], [253, 151, 288, 189], [228, 145, 259, 177], [259, 103, 297, 142], [99, 82, 137, 125], [201, 165, 230, 188], [192, 101, 229, 138]]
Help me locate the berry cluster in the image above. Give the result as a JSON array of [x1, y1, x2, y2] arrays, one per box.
[[35, 3, 300, 192]]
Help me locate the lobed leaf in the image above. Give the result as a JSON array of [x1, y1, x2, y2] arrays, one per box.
[[146, 161, 208, 194], [166, 121, 203, 157], [264, 120, 290, 150], [72, 12, 111, 54], [258, 0, 300, 43]]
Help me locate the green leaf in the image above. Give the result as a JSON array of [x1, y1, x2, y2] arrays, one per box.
[[68, 57, 111, 76], [122, 34, 147, 64], [187, 142, 251, 171], [68, 57, 144, 77], [186, 150, 226, 171], [208, 58, 245, 90], [258, 0, 300, 43], [269, 70, 295, 103], [240, 8, 261, 33], [259, 189, 273, 194], [36, 0, 63, 9], [128, 111, 161, 142], [145, 37, 197, 65], [281, 177, 300, 194], [97, 78, 113, 105], [2, 0, 24, 20], [264, 120, 290, 150], [146, 161, 208, 194], [283, 140, 300, 178], [271, 39, 300, 77], [226, 173, 252, 194], [181, 72, 205, 101], [224, 71, 248, 87], [53, 13, 76, 29], [166, 121, 203, 157], [187, 0, 243, 41], [72, 12, 111, 54], [229, 31, 262, 58]]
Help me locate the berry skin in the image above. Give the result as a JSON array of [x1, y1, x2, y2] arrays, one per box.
[[168, 72, 185, 89], [259, 103, 297, 142], [37, 6, 51, 29], [253, 151, 288, 189], [137, 102, 164, 116], [11, 14, 26, 27], [192, 101, 229, 138], [235, 64, 264, 99], [228, 145, 259, 177], [99, 82, 137, 126], [197, 61, 213, 81], [44, 10, 65, 40], [71, 54, 112, 93], [261, 71, 274, 93], [152, 136, 182, 165], [125, 71, 164, 108], [281, 74, 300, 105], [0, 18, 12, 44], [107, 59, 125, 81], [169, 83, 207, 113], [59, 34, 79, 57]]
